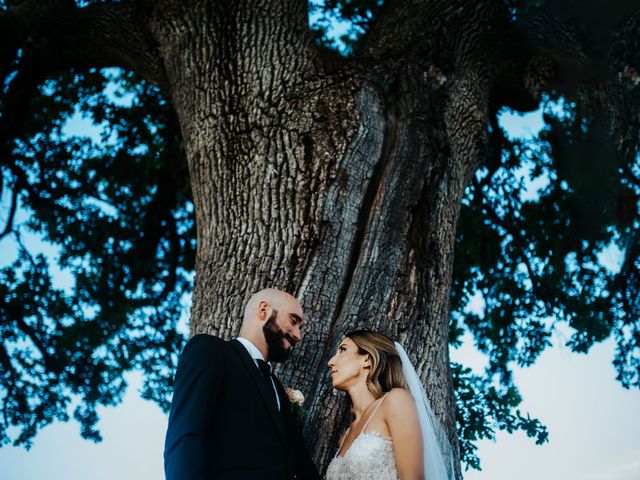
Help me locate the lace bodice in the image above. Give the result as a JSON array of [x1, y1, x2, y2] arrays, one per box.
[[325, 393, 398, 480], [325, 431, 398, 480]]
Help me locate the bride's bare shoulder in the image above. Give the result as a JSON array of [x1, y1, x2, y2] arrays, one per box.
[[382, 389, 420, 438], [382, 388, 415, 414]]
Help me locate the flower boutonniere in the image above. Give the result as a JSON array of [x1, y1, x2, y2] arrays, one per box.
[[286, 388, 307, 417]]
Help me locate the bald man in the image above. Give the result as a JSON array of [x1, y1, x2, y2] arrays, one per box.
[[164, 289, 320, 480]]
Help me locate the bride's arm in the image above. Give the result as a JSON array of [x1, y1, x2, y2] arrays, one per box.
[[385, 388, 425, 480]]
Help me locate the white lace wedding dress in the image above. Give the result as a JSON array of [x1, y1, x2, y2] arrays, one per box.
[[325, 394, 399, 480]]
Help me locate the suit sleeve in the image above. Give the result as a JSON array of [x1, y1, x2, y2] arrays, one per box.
[[292, 415, 321, 480], [164, 334, 224, 480]]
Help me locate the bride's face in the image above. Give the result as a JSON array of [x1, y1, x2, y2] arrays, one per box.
[[327, 337, 369, 391]]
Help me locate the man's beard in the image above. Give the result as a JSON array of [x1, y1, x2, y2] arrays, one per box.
[[263, 311, 294, 362]]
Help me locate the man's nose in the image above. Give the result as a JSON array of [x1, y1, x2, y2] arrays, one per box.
[[291, 325, 301, 341]]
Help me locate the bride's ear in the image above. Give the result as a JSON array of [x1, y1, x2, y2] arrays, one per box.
[[363, 355, 371, 369]]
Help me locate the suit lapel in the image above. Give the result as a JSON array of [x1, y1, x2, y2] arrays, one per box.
[[229, 339, 288, 446]]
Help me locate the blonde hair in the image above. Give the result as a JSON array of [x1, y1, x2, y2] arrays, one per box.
[[346, 330, 406, 398]]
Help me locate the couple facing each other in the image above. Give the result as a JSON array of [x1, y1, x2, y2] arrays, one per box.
[[164, 288, 452, 480]]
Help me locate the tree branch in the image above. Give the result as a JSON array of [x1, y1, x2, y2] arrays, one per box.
[[15, 317, 62, 375], [481, 196, 543, 301], [614, 231, 640, 317], [360, 1, 510, 180], [0, 60, 38, 154], [360, 0, 639, 114], [0, 7, 26, 82], [0, 178, 17, 240], [159, 212, 179, 300], [3, 0, 167, 89], [0, 341, 17, 383], [0, 341, 17, 431], [512, 2, 640, 105], [362, 0, 511, 68], [1, 272, 63, 376], [127, 112, 181, 273]]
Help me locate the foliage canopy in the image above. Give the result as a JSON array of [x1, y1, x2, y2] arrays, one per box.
[[0, 0, 638, 471]]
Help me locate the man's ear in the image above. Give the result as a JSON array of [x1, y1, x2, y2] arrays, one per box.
[[258, 300, 271, 321]]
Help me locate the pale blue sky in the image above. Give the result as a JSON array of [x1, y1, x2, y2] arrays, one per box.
[[455, 331, 640, 480], [1, 41, 639, 480]]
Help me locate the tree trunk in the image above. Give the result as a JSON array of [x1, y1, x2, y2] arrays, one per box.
[[148, 1, 493, 477], [2, 0, 639, 470]]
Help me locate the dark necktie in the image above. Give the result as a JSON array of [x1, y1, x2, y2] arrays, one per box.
[[256, 359, 279, 411]]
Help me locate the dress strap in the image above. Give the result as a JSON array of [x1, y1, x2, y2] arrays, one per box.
[[336, 425, 350, 453], [334, 392, 390, 459], [361, 392, 389, 433]]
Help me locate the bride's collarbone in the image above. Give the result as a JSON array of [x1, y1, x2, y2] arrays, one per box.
[[359, 416, 391, 439], [340, 417, 391, 455]]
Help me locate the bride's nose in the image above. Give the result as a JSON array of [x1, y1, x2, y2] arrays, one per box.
[[327, 356, 335, 368]]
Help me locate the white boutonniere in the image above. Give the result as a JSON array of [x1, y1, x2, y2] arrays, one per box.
[[286, 388, 307, 417]]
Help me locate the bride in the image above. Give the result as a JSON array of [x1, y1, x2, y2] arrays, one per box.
[[325, 330, 454, 480]]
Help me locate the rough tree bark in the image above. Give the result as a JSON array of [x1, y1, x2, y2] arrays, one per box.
[[144, 2, 511, 475], [3, 0, 639, 476]]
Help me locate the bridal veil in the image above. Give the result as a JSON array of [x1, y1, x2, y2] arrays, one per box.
[[394, 342, 456, 480]]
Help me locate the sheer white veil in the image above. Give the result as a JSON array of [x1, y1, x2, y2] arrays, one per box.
[[394, 342, 455, 480]]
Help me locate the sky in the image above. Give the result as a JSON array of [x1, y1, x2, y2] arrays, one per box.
[[456, 334, 640, 480]]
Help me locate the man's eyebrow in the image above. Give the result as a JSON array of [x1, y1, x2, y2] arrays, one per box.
[[290, 313, 303, 324]]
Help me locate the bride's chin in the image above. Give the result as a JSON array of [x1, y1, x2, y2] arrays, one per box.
[[333, 384, 349, 392]]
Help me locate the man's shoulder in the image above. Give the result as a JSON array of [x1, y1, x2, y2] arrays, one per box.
[[188, 333, 228, 346], [181, 334, 233, 359]]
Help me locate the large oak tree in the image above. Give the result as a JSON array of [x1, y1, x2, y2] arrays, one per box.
[[1, 0, 639, 475]]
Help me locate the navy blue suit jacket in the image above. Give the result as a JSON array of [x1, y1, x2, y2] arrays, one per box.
[[164, 334, 320, 480]]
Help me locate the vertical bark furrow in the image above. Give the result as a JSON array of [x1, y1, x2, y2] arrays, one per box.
[[330, 75, 400, 333]]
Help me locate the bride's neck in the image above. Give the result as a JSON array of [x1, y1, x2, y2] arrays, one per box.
[[348, 385, 377, 420]]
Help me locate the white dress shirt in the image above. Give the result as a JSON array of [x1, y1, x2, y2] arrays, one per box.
[[236, 337, 281, 410]]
